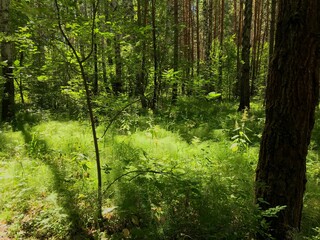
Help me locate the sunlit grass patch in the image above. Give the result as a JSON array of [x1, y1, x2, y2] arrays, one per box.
[[32, 121, 93, 156], [1, 101, 319, 239], [0, 130, 26, 159], [104, 125, 260, 239]]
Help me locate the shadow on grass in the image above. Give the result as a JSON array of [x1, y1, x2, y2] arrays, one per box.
[[153, 98, 265, 144], [17, 123, 93, 239]]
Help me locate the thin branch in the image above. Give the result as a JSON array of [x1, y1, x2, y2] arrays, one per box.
[[54, 0, 100, 64], [104, 169, 173, 194], [81, 0, 100, 63], [99, 92, 152, 139], [54, 0, 82, 64]]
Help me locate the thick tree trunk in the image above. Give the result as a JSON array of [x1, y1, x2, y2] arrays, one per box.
[[238, 0, 252, 111], [0, 0, 14, 122], [255, 1, 320, 239]]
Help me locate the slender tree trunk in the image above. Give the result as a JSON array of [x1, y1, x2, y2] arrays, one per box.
[[181, 0, 192, 95], [268, 0, 276, 59], [234, 0, 243, 97], [54, 0, 103, 223], [218, 0, 224, 93], [255, 1, 320, 239], [135, 0, 148, 109], [112, 35, 123, 95], [251, 0, 262, 96], [205, 0, 213, 65], [151, 0, 158, 111], [189, 0, 194, 94], [0, 0, 14, 122], [171, 0, 179, 104], [196, 0, 200, 76], [250, 0, 258, 96], [93, 42, 98, 95], [18, 52, 24, 104], [238, 0, 252, 111], [101, 38, 110, 93], [254, 0, 264, 95]]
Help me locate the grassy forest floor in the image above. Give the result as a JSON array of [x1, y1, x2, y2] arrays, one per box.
[[1, 99, 320, 239]]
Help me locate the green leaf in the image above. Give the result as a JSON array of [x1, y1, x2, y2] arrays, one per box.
[[230, 143, 239, 152], [37, 75, 48, 81], [206, 92, 222, 100], [262, 205, 286, 217]]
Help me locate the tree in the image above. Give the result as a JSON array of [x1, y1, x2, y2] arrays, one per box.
[[238, 0, 252, 111], [218, 0, 224, 93], [196, 0, 200, 75], [0, 0, 15, 122], [135, 0, 148, 109], [171, 0, 179, 104], [151, 0, 158, 111], [54, 0, 103, 223], [255, 1, 320, 239], [268, 0, 276, 59]]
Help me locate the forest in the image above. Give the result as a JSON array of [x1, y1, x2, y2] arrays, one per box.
[[0, 0, 320, 239]]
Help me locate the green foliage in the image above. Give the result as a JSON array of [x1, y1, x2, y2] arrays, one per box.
[[1, 101, 320, 239], [305, 228, 320, 240], [102, 124, 260, 239], [0, 120, 100, 239], [206, 91, 222, 100], [230, 110, 252, 152]]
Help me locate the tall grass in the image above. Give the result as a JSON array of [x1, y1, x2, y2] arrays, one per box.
[[1, 102, 320, 239]]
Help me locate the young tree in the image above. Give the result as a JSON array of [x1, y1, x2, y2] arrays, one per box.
[[0, 0, 15, 122], [255, 1, 320, 239], [54, 0, 103, 223]]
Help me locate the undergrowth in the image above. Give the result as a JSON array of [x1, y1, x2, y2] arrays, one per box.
[[1, 100, 320, 239]]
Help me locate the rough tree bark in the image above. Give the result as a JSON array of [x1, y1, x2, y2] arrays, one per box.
[[255, 0, 320, 239], [238, 0, 252, 111]]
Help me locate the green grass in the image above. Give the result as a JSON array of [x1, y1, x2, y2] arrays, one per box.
[[1, 101, 320, 239]]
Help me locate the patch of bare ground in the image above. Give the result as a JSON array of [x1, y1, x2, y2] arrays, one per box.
[[0, 221, 10, 240]]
